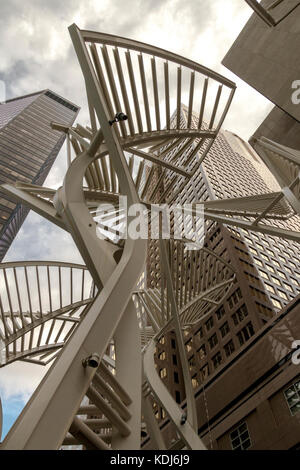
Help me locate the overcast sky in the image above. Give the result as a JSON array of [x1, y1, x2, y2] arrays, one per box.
[[0, 0, 274, 439]]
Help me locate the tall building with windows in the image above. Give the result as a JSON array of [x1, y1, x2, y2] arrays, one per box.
[[0, 89, 79, 260], [144, 105, 300, 449]]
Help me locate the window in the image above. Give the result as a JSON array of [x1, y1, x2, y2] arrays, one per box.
[[278, 290, 288, 300], [271, 298, 282, 309], [258, 269, 268, 280], [198, 344, 206, 360], [277, 271, 287, 280], [205, 317, 214, 332], [272, 259, 280, 267], [266, 265, 275, 273], [200, 363, 209, 380], [159, 368, 167, 378], [230, 422, 251, 450], [192, 375, 199, 389], [227, 288, 242, 309], [189, 356, 195, 371], [171, 338, 176, 349], [232, 304, 248, 325], [174, 372, 179, 384], [159, 351, 166, 360], [254, 259, 263, 267], [153, 402, 159, 419], [172, 354, 177, 366], [271, 276, 281, 286], [208, 333, 218, 350], [265, 284, 275, 294], [212, 352, 222, 369], [224, 340, 235, 357], [220, 322, 230, 338], [283, 282, 293, 292], [196, 326, 203, 339], [237, 322, 255, 346], [284, 379, 300, 416], [173, 390, 181, 404], [216, 306, 225, 320]]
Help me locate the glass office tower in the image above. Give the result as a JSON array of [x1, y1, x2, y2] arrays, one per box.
[[0, 89, 79, 260]]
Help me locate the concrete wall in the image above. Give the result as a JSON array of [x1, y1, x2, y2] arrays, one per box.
[[222, 0, 300, 123], [249, 105, 300, 151]]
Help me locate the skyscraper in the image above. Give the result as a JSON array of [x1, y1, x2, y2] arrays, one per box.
[[0, 89, 79, 260], [146, 105, 300, 447]]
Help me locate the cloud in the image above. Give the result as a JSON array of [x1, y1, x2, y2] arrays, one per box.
[[0, 0, 272, 141], [4, 210, 84, 263], [0, 361, 48, 402]]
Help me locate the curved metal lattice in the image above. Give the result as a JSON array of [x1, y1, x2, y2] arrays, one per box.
[[58, 27, 235, 209], [134, 241, 235, 336], [0, 261, 95, 367]]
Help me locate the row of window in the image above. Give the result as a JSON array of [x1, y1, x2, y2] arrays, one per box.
[[229, 378, 300, 450]]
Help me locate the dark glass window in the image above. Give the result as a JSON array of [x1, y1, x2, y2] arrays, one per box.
[[212, 351, 222, 369], [220, 321, 230, 338], [224, 340, 235, 357], [230, 422, 251, 450], [208, 333, 218, 349], [205, 317, 214, 331], [216, 306, 225, 320], [237, 322, 255, 346], [284, 378, 300, 416]]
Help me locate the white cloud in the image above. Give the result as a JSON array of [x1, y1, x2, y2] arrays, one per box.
[[0, 361, 49, 402]]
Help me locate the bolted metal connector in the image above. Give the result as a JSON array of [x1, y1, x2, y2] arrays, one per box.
[[109, 111, 128, 126], [180, 412, 187, 425], [82, 353, 100, 369]]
